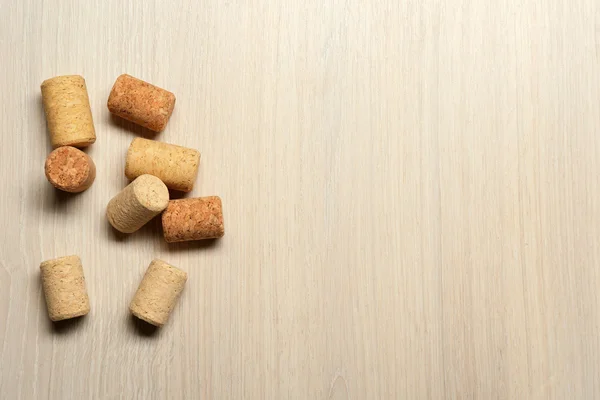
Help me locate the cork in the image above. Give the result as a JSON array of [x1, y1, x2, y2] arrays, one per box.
[[40, 255, 90, 321], [45, 146, 96, 193], [125, 138, 200, 192], [162, 196, 225, 242], [107, 74, 176, 132], [41, 75, 96, 148], [129, 259, 187, 327], [106, 174, 169, 233]]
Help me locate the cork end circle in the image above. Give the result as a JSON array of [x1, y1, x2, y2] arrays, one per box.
[[45, 146, 96, 193], [132, 174, 170, 212]]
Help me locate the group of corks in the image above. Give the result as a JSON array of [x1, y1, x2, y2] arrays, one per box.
[[38, 74, 224, 327]]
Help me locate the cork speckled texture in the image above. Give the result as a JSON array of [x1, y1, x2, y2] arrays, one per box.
[[162, 196, 225, 242], [125, 138, 200, 192], [41, 75, 96, 148], [45, 146, 96, 193], [129, 259, 187, 327], [40, 255, 90, 322], [107, 74, 176, 132], [106, 174, 169, 233]]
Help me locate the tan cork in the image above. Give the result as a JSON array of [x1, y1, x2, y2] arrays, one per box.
[[162, 196, 225, 243], [129, 259, 187, 327], [40, 255, 90, 322], [106, 174, 169, 233], [41, 75, 96, 148], [45, 146, 96, 193], [107, 74, 176, 132], [125, 138, 200, 192]]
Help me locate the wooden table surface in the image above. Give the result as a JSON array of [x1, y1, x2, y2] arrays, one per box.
[[1, 1, 599, 399]]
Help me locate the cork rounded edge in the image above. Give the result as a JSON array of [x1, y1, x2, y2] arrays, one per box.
[[161, 205, 178, 243], [41, 75, 85, 90], [151, 259, 188, 281], [162, 231, 180, 243], [117, 73, 133, 82], [50, 306, 90, 322], [147, 121, 166, 133], [167, 92, 176, 116], [213, 196, 225, 238], [151, 92, 176, 132], [130, 307, 163, 327], [82, 156, 97, 190], [107, 74, 127, 112], [202, 196, 225, 238], [182, 149, 201, 192], [105, 198, 120, 232], [124, 138, 142, 180], [162, 233, 182, 243], [53, 136, 96, 149], [40, 255, 81, 271]]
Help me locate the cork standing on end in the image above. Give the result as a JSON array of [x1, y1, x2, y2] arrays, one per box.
[[45, 146, 96, 193], [106, 174, 169, 233], [107, 74, 176, 132], [162, 196, 225, 242], [125, 138, 200, 192], [130, 259, 187, 327], [40, 255, 90, 322], [41, 75, 96, 148]]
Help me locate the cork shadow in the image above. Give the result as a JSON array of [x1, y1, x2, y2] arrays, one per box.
[[128, 314, 159, 337], [109, 114, 157, 139], [48, 315, 87, 334], [107, 216, 223, 251], [105, 215, 163, 243], [106, 222, 129, 242], [164, 238, 221, 252], [168, 189, 188, 200], [41, 184, 85, 214]]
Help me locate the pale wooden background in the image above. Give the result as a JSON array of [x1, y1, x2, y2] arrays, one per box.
[[1, 0, 599, 399]]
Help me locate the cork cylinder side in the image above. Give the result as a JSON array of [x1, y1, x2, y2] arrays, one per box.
[[125, 138, 200, 192], [40, 255, 90, 321], [106, 174, 169, 233], [129, 259, 187, 327], [45, 146, 96, 193], [41, 75, 96, 148], [162, 196, 225, 242], [107, 74, 176, 132]]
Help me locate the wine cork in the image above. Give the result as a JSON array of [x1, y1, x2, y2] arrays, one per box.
[[130, 259, 187, 327], [45, 146, 96, 193], [40, 255, 90, 321], [106, 174, 169, 233], [162, 196, 225, 243], [107, 74, 176, 132], [41, 75, 96, 148], [125, 138, 200, 192]]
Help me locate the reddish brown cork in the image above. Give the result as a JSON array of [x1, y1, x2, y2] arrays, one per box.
[[107, 74, 176, 132], [162, 196, 225, 242], [45, 146, 96, 193], [40, 255, 90, 321], [130, 259, 187, 327]]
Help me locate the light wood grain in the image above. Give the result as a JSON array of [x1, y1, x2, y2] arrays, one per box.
[[1, 0, 600, 398]]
